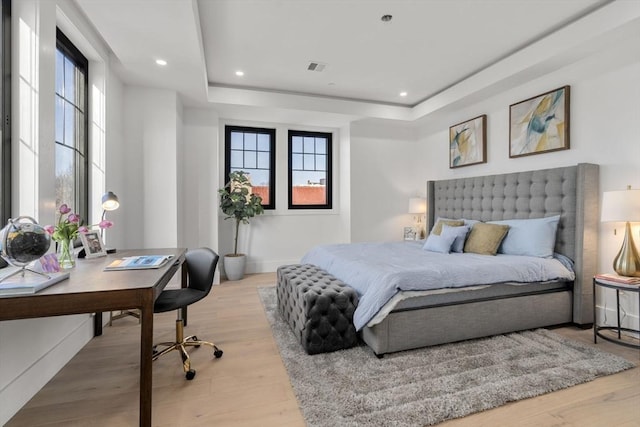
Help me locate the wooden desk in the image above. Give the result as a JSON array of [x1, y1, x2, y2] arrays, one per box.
[[0, 248, 187, 427]]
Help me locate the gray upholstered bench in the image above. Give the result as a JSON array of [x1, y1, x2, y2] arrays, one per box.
[[277, 264, 359, 354]]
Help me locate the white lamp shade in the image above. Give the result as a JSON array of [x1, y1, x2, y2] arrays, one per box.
[[601, 189, 640, 222], [408, 197, 427, 214]]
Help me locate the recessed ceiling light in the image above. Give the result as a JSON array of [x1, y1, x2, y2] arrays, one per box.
[[235, 70, 245, 76], [399, 91, 408, 97], [381, 14, 393, 23], [155, 59, 167, 66]]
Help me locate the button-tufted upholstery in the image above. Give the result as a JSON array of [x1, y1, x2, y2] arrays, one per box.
[[277, 264, 359, 354]]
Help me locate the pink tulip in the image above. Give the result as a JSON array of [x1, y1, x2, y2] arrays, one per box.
[[78, 226, 89, 233], [44, 225, 55, 235], [68, 213, 80, 223], [99, 220, 113, 229], [59, 204, 71, 214]]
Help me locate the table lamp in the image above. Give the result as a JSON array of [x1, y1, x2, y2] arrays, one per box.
[[101, 191, 119, 253], [409, 197, 427, 239], [601, 186, 640, 277]]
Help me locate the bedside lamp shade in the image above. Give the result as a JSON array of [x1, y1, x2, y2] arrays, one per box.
[[601, 187, 640, 277], [408, 197, 427, 214]]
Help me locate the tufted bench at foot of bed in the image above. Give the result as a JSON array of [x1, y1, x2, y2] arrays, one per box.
[[277, 264, 359, 354]]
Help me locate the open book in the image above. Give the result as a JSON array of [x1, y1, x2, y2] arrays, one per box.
[[104, 255, 174, 271]]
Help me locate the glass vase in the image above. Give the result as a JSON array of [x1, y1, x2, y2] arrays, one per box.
[[57, 238, 75, 269]]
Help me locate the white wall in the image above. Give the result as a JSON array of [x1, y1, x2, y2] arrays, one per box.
[[121, 87, 180, 249], [182, 108, 220, 265], [350, 121, 422, 242]]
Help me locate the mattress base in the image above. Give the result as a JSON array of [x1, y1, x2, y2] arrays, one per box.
[[362, 290, 573, 356]]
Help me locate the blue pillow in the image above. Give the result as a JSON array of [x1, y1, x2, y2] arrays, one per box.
[[442, 224, 471, 253], [422, 226, 458, 253], [489, 215, 560, 258]]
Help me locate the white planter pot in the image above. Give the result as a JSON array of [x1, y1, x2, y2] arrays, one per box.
[[224, 254, 246, 281]]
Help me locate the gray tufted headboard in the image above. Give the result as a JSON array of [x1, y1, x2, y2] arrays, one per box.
[[426, 163, 599, 325]]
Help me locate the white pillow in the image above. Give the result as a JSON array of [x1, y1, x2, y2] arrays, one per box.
[[443, 224, 471, 253], [489, 215, 560, 258], [422, 226, 459, 253]]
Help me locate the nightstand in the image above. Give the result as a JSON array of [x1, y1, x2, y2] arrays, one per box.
[[593, 276, 640, 349]]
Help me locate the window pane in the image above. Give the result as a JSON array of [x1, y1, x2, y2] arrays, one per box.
[[244, 133, 257, 151], [257, 151, 270, 169], [77, 71, 85, 110], [230, 150, 243, 168], [291, 171, 326, 205], [303, 137, 315, 153], [303, 154, 315, 170], [316, 138, 327, 154], [64, 57, 75, 102], [316, 154, 326, 171], [231, 132, 244, 150], [257, 134, 270, 151], [55, 50, 64, 96], [64, 102, 75, 147], [55, 96, 64, 143], [292, 136, 303, 153], [244, 151, 256, 169], [55, 145, 74, 206], [292, 153, 303, 170]]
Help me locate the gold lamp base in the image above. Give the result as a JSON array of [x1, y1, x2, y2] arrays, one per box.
[[613, 222, 640, 277]]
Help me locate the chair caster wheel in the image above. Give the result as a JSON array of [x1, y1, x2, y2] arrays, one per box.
[[186, 369, 196, 380], [213, 346, 223, 358], [191, 336, 201, 348]]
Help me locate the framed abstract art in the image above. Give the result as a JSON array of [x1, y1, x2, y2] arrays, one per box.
[[449, 115, 486, 168], [509, 85, 570, 158]]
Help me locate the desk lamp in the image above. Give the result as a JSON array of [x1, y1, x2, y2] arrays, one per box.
[[101, 191, 119, 253], [409, 197, 427, 239], [601, 186, 640, 277]]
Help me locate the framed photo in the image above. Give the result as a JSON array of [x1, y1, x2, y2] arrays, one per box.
[[80, 231, 107, 258], [403, 226, 417, 241], [449, 115, 486, 168], [509, 85, 570, 158]]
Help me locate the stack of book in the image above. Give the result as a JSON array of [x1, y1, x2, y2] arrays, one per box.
[[0, 268, 70, 296], [595, 273, 640, 287]]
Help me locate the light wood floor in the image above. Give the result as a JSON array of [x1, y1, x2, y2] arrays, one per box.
[[6, 273, 640, 427]]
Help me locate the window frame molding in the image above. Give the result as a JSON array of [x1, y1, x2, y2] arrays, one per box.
[[287, 129, 333, 210], [224, 125, 277, 210], [1, 0, 11, 224]]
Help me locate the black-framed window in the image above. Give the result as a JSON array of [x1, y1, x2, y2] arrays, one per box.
[[0, 0, 10, 225], [224, 125, 276, 210], [55, 29, 88, 219], [288, 130, 332, 209]]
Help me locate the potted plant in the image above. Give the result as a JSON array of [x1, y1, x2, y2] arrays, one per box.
[[218, 171, 264, 280]]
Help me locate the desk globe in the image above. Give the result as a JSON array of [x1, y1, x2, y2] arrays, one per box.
[[0, 216, 52, 282]]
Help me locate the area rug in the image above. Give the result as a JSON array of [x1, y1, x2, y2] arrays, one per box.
[[258, 286, 635, 427]]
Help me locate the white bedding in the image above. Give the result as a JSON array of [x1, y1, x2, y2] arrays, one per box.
[[301, 240, 575, 330]]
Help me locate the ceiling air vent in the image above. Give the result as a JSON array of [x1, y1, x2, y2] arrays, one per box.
[[307, 61, 326, 72]]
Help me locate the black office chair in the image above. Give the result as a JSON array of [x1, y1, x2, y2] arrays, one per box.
[[152, 247, 223, 380]]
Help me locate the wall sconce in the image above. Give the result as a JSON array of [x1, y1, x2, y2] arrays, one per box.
[[601, 186, 640, 277], [101, 191, 119, 253], [408, 197, 427, 239]]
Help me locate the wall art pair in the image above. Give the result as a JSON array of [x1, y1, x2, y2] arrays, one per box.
[[449, 85, 570, 168]]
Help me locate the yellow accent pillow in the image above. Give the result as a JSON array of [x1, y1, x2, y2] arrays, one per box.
[[463, 223, 510, 255], [431, 219, 464, 235]]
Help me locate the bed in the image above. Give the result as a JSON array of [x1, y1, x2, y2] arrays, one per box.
[[303, 163, 599, 356]]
